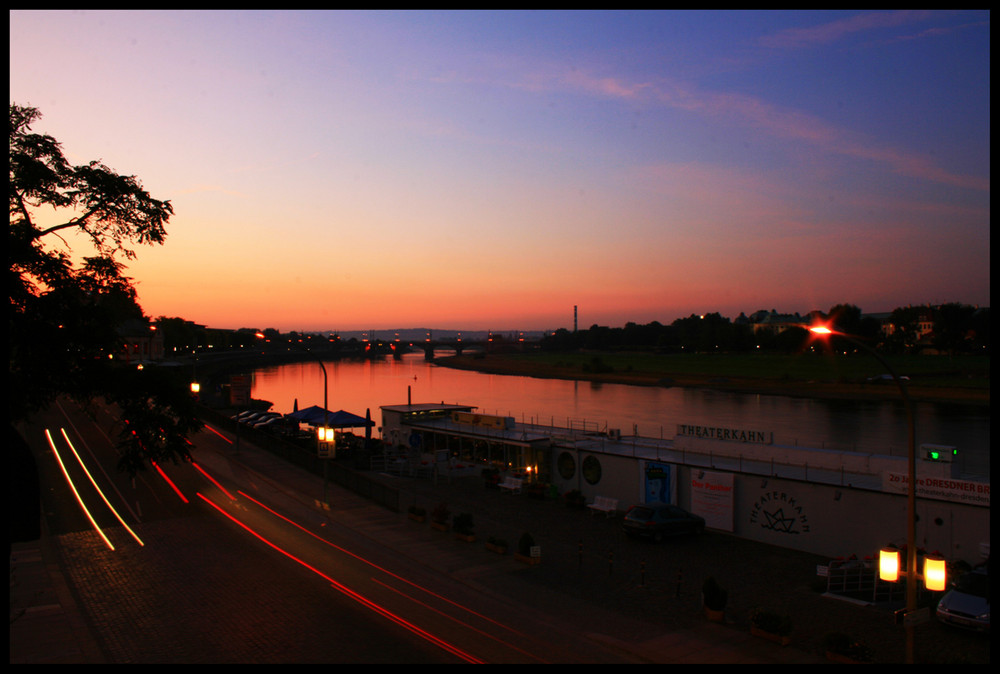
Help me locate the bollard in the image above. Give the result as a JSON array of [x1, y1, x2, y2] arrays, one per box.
[[676, 568, 683, 598], [640, 561, 646, 587], [578, 540, 584, 569], [609, 550, 614, 577]]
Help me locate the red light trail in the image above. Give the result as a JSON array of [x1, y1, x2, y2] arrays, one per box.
[[237, 490, 524, 636], [197, 491, 484, 664], [151, 460, 189, 503]]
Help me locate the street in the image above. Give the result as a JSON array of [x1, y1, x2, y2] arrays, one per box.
[[16, 399, 635, 663]]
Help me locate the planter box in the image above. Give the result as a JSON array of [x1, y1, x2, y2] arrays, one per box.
[[430, 521, 449, 532], [454, 533, 476, 542], [751, 626, 791, 646], [703, 607, 725, 623], [825, 651, 867, 664], [515, 552, 541, 565], [485, 543, 507, 555], [408, 513, 426, 523]]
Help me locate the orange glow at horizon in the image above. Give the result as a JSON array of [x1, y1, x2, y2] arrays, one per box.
[[11, 11, 989, 333]]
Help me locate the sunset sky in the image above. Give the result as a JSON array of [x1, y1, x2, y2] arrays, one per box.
[[10, 10, 990, 332]]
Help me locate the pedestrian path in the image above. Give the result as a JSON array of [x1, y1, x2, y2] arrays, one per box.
[[10, 538, 107, 663]]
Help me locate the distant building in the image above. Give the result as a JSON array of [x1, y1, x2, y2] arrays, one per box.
[[749, 310, 804, 335], [118, 319, 164, 363]]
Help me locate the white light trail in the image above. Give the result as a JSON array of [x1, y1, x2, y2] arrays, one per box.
[[45, 429, 115, 551], [59, 428, 145, 546]]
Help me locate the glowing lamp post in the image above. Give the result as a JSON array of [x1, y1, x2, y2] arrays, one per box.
[[880, 547, 948, 591], [923, 555, 948, 592], [879, 547, 901, 583], [313, 356, 335, 504], [808, 324, 936, 663], [317, 426, 335, 458]]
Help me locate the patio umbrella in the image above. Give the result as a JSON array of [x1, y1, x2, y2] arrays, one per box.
[[288, 406, 374, 428]]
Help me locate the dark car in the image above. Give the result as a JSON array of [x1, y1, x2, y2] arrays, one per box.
[[622, 503, 705, 542], [936, 565, 990, 633]]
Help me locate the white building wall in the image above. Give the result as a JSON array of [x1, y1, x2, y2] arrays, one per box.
[[547, 446, 989, 563]]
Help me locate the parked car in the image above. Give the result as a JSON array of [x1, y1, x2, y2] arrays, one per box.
[[236, 411, 268, 424], [253, 414, 287, 430], [936, 565, 990, 633], [622, 503, 705, 542], [248, 413, 282, 427], [866, 373, 910, 383]]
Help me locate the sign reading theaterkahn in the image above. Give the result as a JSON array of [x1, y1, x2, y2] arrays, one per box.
[[676, 423, 773, 444]]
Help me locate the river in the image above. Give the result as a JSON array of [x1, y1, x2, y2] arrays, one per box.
[[249, 352, 989, 479]]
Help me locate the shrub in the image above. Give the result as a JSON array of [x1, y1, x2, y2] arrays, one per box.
[[702, 576, 728, 611], [823, 633, 875, 662], [431, 502, 450, 524], [750, 608, 792, 636], [564, 489, 586, 508], [453, 512, 474, 536]]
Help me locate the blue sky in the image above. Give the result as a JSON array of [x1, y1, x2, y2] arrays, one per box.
[[9, 10, 990, 331]]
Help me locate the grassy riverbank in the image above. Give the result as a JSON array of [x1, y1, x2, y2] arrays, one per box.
[[436, 351, 989, 406]]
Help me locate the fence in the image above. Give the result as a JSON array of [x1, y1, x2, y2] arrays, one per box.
[[823, 557, 938, 606], [197, 407, 401, 513]]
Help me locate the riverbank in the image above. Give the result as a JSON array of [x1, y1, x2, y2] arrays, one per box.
[[435, 352, 989, 407]]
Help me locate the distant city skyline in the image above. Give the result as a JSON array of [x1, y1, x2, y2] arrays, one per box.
[[10, 10, 990, 332], [198, 299, 982, 337]]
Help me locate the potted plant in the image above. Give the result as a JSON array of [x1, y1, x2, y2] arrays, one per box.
[[515, 532, 540, 565], [485, 536, 508, 555], [564, 489, 586, 509], [482, 467, 500, 489], [524, 481, 548, 499], [823, 632, 875, 663], [453, 512, 475, 542], [407, 504, 426, 522], [430, 502, 450, 531], [701, 576, 728, 622], [749, 608, 792, 646]]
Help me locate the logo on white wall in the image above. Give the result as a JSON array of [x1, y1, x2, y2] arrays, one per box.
[[749, 487, 810, 535]]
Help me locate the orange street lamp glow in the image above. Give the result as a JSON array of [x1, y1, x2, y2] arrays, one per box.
[[879, 548, 900, 582], [808, 321, 921, 662], [924, 556, 948, 592]]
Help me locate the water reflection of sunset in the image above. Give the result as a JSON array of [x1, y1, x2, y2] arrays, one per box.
[[248, 357, 989, 478]]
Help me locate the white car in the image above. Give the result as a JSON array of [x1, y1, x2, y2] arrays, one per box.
[[936, 565, 990, 633]]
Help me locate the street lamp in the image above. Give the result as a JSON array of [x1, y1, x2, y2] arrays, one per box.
[[808, 324, 935, 663], [313, 356, 335, 504]]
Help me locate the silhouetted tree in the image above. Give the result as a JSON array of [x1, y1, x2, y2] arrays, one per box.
[[933, 303, 976, 354], [826, 304, 863, 335], [884, 306, 922, 353], [10, 103, 200, 474]]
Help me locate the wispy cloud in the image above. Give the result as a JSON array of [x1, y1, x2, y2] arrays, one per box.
[[757, 10, 935, 49], [549, 68, 988, 192]]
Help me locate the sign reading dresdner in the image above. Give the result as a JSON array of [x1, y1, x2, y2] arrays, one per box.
[[676, 424, 773, 444]]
